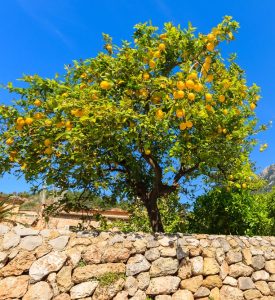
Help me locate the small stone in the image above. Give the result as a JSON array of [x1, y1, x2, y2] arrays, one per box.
[[2, 231, 20, 250], [147, 239, 159, 248], [130, 289, 146, 300], [53, 293, 71, 300], [102, 244, 131, 263], [251, 255, 265, 270], [57, 266, 73, 292], [243, 289, 262, 300], [209, 287, 220, 300], [0, 275, 29, 299], [229, 263, 253, 278], [113, 291, 128, 300], [178, 259, 192, 279], [268, 281, 275, 293], [220, 260, 229, 279], [0, 224, 9, 235], [65, 248, 81, 267], [226, 250, 242, 265], [146, 276, 180, 295], [49, 236, 69, 251], [176, 244, 188, 260], [29, 251, 67, 282], [0, 251, 8, 264], [172, 289, 194, 300], [216, 248, 225, 264], [124, 276, 138, 296], [265, 260, 275, 274], [202, 248, 215, 258], [70, 281, 98, 299], [255, 281, 271, 296], [269, 274, 275, 281], [186, 238, 200, 247], [242, 249, 252, 266], [203, 257, 220, 275], [189, 247, 202, 257], [14, 225, 39, 236], [47, 272, 59, 297], [133, 239, 147, 253], [92, 277, 124, 300], [0, 250, 36, 276], [155, 296, 172, 300], [23, 281, 53, 300], [136, 272, 150, 290], [145, 248, 160, 261], [194, 286, 210, 298], [190, 256, 203, 275], [220, 285, 244, 300], [219, 238, 231, 252], [238, 277, 255, 290], [19, 235, 43, 251], [202, 275, 222, 289], [223, 276, 238, 286], [158, 236, 174, 247], [126, 254, 150, 276], [150, 257, 178, 277], [159, 246, 177, 257], [252, 270, 270, 281], [180, 275, 203, 292]]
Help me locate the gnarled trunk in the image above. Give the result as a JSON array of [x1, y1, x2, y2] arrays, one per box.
[[143, 197, 164, 233]]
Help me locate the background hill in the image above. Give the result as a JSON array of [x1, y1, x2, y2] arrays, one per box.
[[261, 164, 275, 191]]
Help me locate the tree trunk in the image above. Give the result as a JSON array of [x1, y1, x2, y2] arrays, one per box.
[[144, 197, 164, 233]]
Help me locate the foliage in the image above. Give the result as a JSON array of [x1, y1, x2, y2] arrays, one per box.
[[188, 187, 274, 236], [19, 199, 40, 211], [108, 193, 188, 233], [0, 16, 264, 231], [97, 272, 125, 286]]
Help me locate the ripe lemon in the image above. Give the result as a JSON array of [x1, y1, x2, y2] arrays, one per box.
[[34, 99, 42, 107], [6, 138, 14, 145], [186, 121, 193, 128], [177, 81, 185, 90], [205, 56, 212, 64], [176, 109, 185, 118], [45, 119, 52, 126], [145, 149, 151, 155], [173, 90, 185, 99], [44, 147, 53, 155], [250, 103, 256, 110], [188, 93, 195, 101], [222, 79, 230, 89], [219, 95, 225, 103], [186, 80, 195, 89], [34, 112, 44, 120], [158, 43, 166, 51], [242, 183, 247, 189], [156, 109, 164, 120], [149, 60, 156, 68], [44, 139, 52, 147], [154, 51, 161, 58], [159, 33, 167, 40], [194, 83, 203, 92], [106, 44, 112, 52], [143, 73, 150, 80], [179, 122, 187, 130], [205, 93, 212, 101], [223, 109, 228, 115], [202, 62, 210, 72], [188, 72, 197, 80], [206, 74, 214, 82], [100, 81, 112, 90], [207, 33, 215, 41], [206, 42, 215, 52], [25, 117, 33, 125]]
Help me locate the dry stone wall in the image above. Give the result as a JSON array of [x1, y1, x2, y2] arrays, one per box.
[[0, 223, 274, 300]]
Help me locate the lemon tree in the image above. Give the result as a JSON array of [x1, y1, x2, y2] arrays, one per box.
[[0, 17, 264, 232]]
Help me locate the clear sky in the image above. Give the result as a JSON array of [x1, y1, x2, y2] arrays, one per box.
[[0, 0, 274, 193]]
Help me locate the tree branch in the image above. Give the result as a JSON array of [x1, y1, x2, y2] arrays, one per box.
[[173, 163, 200, 185]]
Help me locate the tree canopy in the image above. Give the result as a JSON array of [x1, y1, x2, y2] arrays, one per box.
[[0, 16, 264, 231]]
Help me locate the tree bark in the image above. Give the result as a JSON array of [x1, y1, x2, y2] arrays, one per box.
[[143, 196, 164, 232]]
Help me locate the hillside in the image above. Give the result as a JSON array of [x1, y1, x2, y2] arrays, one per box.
[[261, 164, 275, 191]]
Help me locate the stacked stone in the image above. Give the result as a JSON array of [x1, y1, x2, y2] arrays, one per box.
[[0, 223, 274, 300]]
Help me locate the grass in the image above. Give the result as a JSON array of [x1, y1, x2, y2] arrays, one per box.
[[97, 272, 125, 286]]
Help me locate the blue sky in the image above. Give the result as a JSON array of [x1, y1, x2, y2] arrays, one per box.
[[0, 0, 274, 193]]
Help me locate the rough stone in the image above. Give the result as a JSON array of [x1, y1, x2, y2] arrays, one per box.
[[70, 281, 98, 299], [178, 259, 192, 279], [220, 260, 229, 280], [23, 281, 53, 300], [223, 276, 238, 286], [0, 251, 8, 265], [202, 275, 222, 289], [203, 257, 220, 275], [216, 248, 225, 264], [252, 270, 270, 281], [92, 277, 124, 300], [130, 289, 146, 300], [113, 291, 128, 300], [176, 244, 188, 260], [242, 249, 252, 266], [124, 276, 138, 296], [49, 236, 69, 251], [251, 255, 265, 270], [201, 248, 215, 258], [102, 245, 131, 263], [229, 263, 253, 278], [159, 246, 177, 257], [29, 251, 67, 282], [194, 286, 210, 298], [133, 239, 147, 253], [180, 275, 203, 292], [268, 281, 275, 293], [82, 245, 102, 264], [189, 247, 202, 257], [72, 263, 125, 283], [172, 289, 194, 300], [220, 285, 244, 300], [0, 225, 9, 235], [243, 289, 262, 300], [65, 248, 81, 267], [126, 254, 150, 276], [209, 287, 220, 300], [254, 280, 270, 296], [158, 236, 175, 247], [57, 266, 73, 292], [0, 250, 36, 276], [136, 272, 150, 290], [0, 275, 29, 299], [190, 256, 203, 275], [265, 260, 275, 274], [150, 257, 178, 277], [155, 296, 172, 300], [144, 248, 160, 261], [238, 277, 255, 290], [53, 294, 71, 300], [20, 236, 43, 251], [226, 250, 242, 265], [35, 244, 52, 258], [47, 272, 59, 297], [14, 225, 39, 236], [2, 231, 20, 250], [219, 238, 231, 252], [146, 276, 180, 295]]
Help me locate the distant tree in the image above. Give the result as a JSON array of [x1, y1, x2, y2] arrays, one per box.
[[0, 17, 264, 232]]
